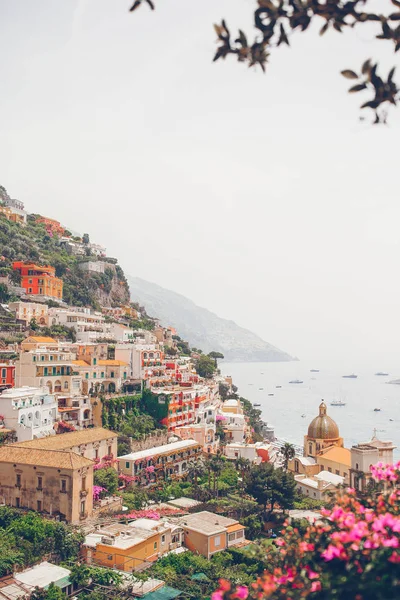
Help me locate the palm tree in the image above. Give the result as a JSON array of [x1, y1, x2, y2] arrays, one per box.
[[235, 457, 252, 481], [280, 442, 296, 470], [209, 454, 225, 498], [187, 459, 205, 492]]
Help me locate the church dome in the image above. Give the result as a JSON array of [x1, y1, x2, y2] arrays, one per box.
[[307, 401, 339, 440]]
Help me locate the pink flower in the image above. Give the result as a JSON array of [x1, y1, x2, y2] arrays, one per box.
[[311, 581, 322, 593], [234, 586, 248, 599], [211, 593, 223, 600], [275, 538, 285, 547], [321, 544, 343, 561], [389, 551, 400, 563]]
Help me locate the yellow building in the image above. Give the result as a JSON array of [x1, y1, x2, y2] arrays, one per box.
[[303, 401, 344, 459], [317, 446, 351, 482], [82, 519, 184, 572], [0, 444, 93, 523]]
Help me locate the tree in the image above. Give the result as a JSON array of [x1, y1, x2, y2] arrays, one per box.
[[94, 467, 119, 495], [245, 463, 296, 515], [208, 351, 225, 366], [219, 382, 230, 401], [30, 583, 66, 600], [214, 461, 400, 600], [82, 233, 90, 245], [187, 459, 205, 490], [131, 1, 400, 124], [279, 442, 295, 471], [209, 454, 226, 498], [195, 354, 217, 379], [0, 283, 10, 303], [30, 317, 39, 331]]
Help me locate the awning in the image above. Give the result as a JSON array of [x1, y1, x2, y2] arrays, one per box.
[[142, 586, 183, 600]]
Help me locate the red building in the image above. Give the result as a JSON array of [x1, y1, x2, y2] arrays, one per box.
[[13, 262, 63, 300], [0, 364, 15, 388], [36, 216, 65, 236]]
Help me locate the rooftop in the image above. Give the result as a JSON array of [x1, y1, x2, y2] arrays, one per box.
[[14, 427, 117, 450], [166, 497, 201, 509], [320, 446, 351, 467], [297, 456, 316, 466], [14, 562, 71, 590], [119, 439, 200, 462], [177, 511, 240, 536], [0, 446, 93, 470], [315, 470, 344, 485], [22, 336, 57, 344]]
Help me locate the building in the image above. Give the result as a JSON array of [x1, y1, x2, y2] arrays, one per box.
[[16, 344, 82, 396], [0, 386, 57, 442], [176, 511, 247, 559], [176, 422, 219, 454], [0, 562, 74, 598], [73, 355, 129, 395], [0, 187, 27, 224], [289, 402, 350, 484], [0, 204, 26, 225], [12, 262, 63, 300], [115, 344, 163, 380], [78, 261, 105, 273], [20, 335, 59, 352], [57, 394, 93, 430], [49, 307, 106, 343], [83, 519, 184, 572], [36, 217, 65, 236], [119, 439, 202, 485], [0, 444, 94, 523], [303, 401, 344, 459], [224, 441, 274, 464], [294, 471, 344, 501], [0, 363, 15, 388], [8, 301, 49, 326], [15, 427, 118, 463], [350, 435, 397, 492]]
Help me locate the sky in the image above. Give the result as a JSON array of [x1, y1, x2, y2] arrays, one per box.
[[1, 0, 399, 370]]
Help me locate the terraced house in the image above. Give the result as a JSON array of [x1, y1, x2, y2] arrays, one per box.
[[12, 262, 63, 300]]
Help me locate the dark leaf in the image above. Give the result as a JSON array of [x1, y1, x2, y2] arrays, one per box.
[[389, 13, 400, 20], [362, 59, 372, 75], [319, 22, 329, 36], [129, 0, 141, 11], [341, 70, 359, 79], [361, 100, 380, 109], [392, 0, 400, 7], [366, 14, 383, 21], [349, 83, 367, 93], [388, 67, 396, 81]]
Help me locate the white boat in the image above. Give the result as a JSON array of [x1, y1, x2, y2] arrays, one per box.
[[253, 403, 261, 407], [289, 379, 303, 384], [330, 399, 346, 406], [374, 408, 381, 412]]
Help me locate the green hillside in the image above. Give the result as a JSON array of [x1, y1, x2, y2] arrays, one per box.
[[0, 214, 130, 309]]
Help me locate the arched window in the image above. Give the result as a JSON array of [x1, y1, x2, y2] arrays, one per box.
[[295, 460, 299, 473], [309, 443, 312, 455]]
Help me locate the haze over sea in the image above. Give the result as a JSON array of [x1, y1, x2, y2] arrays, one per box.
[[220, 361, 400, 459]]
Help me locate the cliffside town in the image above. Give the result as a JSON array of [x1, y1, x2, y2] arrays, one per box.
[[0, 185, 398, 600]]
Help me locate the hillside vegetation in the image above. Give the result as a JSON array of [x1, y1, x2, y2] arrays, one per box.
[[0, 216, 129, 309]]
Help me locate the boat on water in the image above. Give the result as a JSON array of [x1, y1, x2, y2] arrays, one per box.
[[259, 387, 264, 390], [268, 393, 274, 396], [289, 379, 303, 384], [343, 374, 358, 379], [375, 372, 389, 376], [331, 399, 346, 406], [390, 418, 394, 422], [254, 403, 261, 407], [374, 408, 381, 412], [301, 414, 306, 418], [310, 369, 320, 373], [276, 385, 282, 388]]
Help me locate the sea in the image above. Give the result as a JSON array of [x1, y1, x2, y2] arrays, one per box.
[[220, 361, 400, 460]]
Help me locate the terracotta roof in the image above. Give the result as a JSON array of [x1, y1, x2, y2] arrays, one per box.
[[0, 445, 92, 469], [98, 360, 128, 367], [73, 359, 90, 366], [23, 336, 57, 343], [14, 427, 117, 450], [226, 523, 245, 533], [319, 446, 351, 467]]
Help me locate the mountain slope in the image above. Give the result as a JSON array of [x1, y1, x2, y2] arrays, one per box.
[[128, 276, 294, 362]]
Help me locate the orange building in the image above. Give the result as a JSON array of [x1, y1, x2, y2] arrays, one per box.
[[13, 262, 63, 300], [36, 217, 65, 236]]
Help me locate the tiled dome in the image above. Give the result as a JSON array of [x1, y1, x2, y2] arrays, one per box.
[[307, 401, 339, 440]]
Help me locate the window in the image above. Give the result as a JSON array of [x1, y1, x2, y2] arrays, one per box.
[[108, 445, 112, 456], [82, 477, 86, 491], [125, 461, 130, 469], [153, 542, 157, 550], [1, 368, 6, 378], [93, 358, 97, 365], [16, 474, 21, 487], [101, 372, 104, 378], [236, 530, 243, 538], [335, 470, 340, 475], [37, 500, 42, 512], [61, 479, 67, 493], [295, 460, 299, 473], [328, 467, 332, 473], [15, 497, 20, 508], [64, 381, 68, 389], [228, 533, 235, 542], [110, 371, 115, 378], [85, 373, 89, 379], [107, 555, 113, 561], [161, 535, 166, 545], [37, 477, 43, 490], [29, 278, 32, 284], [80, 501, 86, 515], [28, 288, 32, 293], [41, 355, 45, 361], [214, 536, 221, 547], [93, 372, 96, 379], [95, 449, 99, 460], [308, 443, 312, 454], [50, 355, 53, 361], [356, 463, 359, 470]]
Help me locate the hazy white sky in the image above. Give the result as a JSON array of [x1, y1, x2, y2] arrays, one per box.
[[1, 0, 399, 369]]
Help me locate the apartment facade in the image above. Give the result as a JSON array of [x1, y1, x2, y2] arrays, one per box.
[[13, 262, 63, 300], [119, 439, 202, 485], [16, 427, 118, 463], [177, 511, 247, 559], [0, 445, 93, 523], [16, 345, 82, 396], [0, 386, 57, 442], [9, 301, 49, 326], [0, 363, 15, 388]]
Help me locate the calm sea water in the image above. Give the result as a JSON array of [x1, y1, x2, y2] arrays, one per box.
[[220, 362, 400, 459]]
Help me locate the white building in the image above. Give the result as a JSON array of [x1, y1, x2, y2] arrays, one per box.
[[0, 386, 57, 442], [48, 307, 107, 343], [350, 435, 397, 492], [8, 301, 49, 326], [108, 323, 135, 343], [115, 343, 162, 379], [16, 347, 82, 397], [224, 441, 275, 463], [295, 470, 344, 501]]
